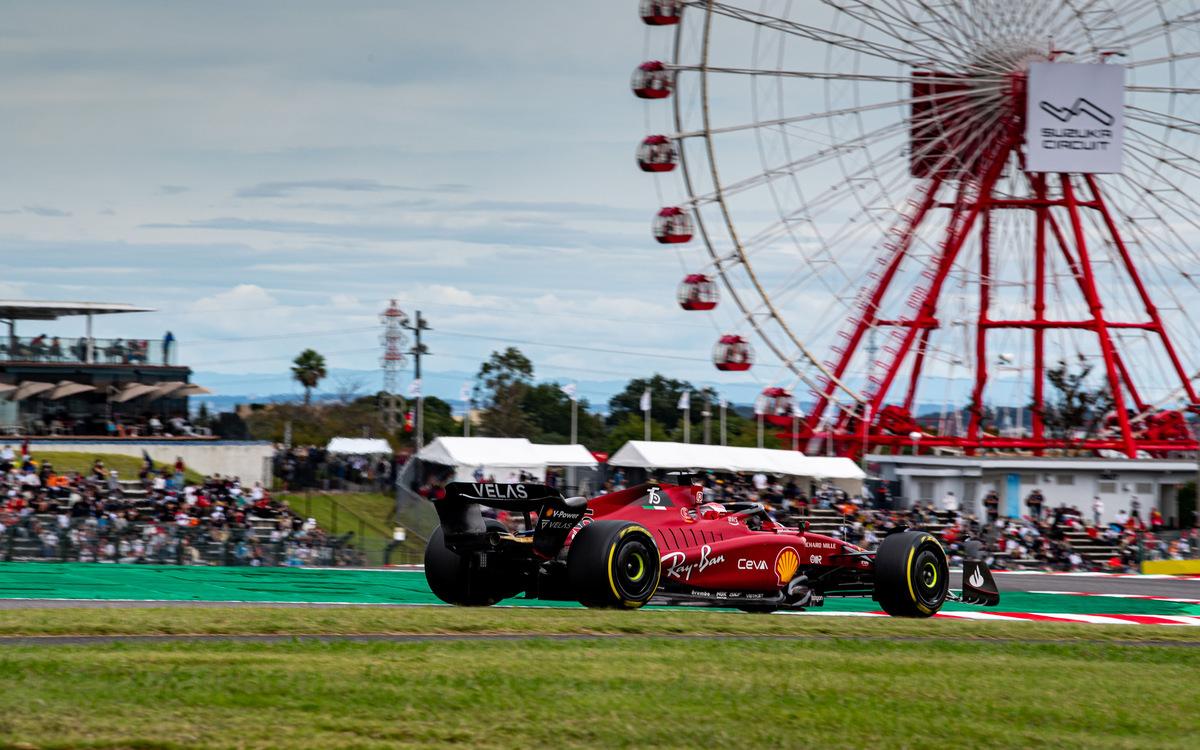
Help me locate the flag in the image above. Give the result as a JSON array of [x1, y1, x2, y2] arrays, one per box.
[[677, 391, 690, 410], [459, 382, 472, 402], [20, 439, 29, 458], [639, 388, 651, 412], [561, 383, 577, 400], [754, 395, 768, 416], [406, 379, 422, 398], [142, 449, 155, 470]]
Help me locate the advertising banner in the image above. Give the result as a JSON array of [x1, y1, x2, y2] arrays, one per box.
[[1024, 62, 1125, 173]]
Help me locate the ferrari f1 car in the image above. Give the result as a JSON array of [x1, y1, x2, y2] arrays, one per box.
[[424, 480, 999, 617]]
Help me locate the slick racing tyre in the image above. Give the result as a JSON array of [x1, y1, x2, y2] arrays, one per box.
[[567, 520, 660, 609], [425, 520, 522, 606], [873, 531, 949, 618]]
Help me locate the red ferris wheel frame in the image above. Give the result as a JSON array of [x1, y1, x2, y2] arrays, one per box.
[[802, 75, 1200, 459]]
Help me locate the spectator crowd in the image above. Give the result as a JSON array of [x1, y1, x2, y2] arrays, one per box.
[[0, 445, 360, 566]]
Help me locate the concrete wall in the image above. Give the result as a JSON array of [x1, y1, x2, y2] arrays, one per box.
[[23, 439, 274, 484], [871, 455, 1195, 526]]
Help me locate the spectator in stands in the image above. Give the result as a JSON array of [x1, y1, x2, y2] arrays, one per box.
[[1025, 488, 1045, 520], [939, 491, 958, 522], [1, 452, 361, 566]]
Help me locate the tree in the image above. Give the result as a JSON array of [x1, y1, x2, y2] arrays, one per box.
[[521, 382, 607, 446], [1042, 359, 1114, 439], [417, 396, 459, 444], [478, 347, 535, 437], [607, 374, 713, 433], [603, 413, 671, 453], [291, 349, 328, 406]]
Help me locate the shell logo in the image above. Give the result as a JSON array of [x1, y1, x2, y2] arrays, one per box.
[[774, 547, 800, 585]]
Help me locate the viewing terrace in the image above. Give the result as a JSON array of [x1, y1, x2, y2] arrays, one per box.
[[0, 300, 208, 438]]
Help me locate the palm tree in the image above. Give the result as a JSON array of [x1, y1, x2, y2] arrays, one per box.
[[291, 349, 327, 406]]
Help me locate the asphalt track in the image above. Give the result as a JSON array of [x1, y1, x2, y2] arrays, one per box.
[[0, 563, 1197, 622]]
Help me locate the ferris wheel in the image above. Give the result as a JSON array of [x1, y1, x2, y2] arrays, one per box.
[[634, 0, 1200, 458]]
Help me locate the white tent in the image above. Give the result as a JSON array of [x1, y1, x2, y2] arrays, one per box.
[[527, 443, 598, 468], [417, 437, 597, 482], [608, 441, 865, 481], [326, 437, 393, 455]]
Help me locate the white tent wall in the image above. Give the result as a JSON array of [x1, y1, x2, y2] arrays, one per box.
[[608, 441, 864, 492], [326, 437, 393, 455], [416, 437, 597, 484]]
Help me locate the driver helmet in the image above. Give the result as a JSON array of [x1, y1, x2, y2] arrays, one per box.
[[697, 502, 726, 520]]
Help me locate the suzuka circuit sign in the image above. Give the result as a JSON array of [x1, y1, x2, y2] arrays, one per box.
[[1024, 62, 1125, 173]]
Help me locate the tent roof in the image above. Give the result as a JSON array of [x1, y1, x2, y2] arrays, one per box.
[[0, 300, 154, 321], [326, 437, 393, 455], [607, 441, 865, 480], [417, 437, 597, 469], [527, 443, 599, 468]]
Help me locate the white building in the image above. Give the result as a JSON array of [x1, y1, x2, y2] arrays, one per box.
[[868, 454, 1196, 526]]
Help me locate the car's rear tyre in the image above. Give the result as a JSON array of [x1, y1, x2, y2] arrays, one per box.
[[874, 531, 949, 617], [425, 521, 522, 606], [567, 520, 660, 609]]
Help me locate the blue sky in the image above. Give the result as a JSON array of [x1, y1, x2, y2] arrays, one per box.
[[0, 1, 783, 404]]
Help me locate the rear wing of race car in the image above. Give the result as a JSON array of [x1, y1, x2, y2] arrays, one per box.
[[434, 482, 588, 558]]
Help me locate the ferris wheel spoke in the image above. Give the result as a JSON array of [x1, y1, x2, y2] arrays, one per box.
[[672, 83, 1005, 140], [1127, 49, 1200, 68], [682, 123, 907, 209], [739, 100, 1009, 253], [822, 0, 974, 61], [703, 1, 945, 68], [1098, 8, 1200, 49], [1125, 108, 1200, 137], [669, 64, 1002, 86], [1128, 85, 1200, 95]]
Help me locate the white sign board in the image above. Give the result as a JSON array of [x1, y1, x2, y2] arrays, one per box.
[[1025, 63, 1125, 173]]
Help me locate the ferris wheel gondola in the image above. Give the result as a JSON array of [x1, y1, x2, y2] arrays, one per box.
[[636, 0, 1200, 458]]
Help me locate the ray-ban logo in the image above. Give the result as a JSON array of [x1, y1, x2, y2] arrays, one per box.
[[1039, 98, 1114, 126]]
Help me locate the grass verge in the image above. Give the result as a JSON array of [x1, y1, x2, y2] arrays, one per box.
[[0, 605, 1198, 643], [0, 633, 1195, 749], [276, 492, 436, 562], [29, 451, 204, 482]]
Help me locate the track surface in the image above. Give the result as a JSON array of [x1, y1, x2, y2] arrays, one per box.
[[0, 563, 1197, 622]]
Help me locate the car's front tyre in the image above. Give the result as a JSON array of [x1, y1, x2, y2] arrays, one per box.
[[873, 531, 949, 617]]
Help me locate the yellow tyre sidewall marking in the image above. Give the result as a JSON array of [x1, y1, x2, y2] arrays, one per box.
[[609, 525, 656, 608]]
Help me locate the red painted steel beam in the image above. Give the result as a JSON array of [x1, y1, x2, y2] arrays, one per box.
[[1059, 174, 1137, 457], [1084, 174, 1200, 406], [804, 178, 943, 433]]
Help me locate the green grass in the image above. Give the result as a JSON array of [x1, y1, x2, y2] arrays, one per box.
[[277, 492, 437, 562], [0, 631, 1195, 749], [28, 451, 204, 483], [1, 605, 1198, 643]]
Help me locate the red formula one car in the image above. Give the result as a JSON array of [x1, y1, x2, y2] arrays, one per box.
[[424, 480, 999, 616]]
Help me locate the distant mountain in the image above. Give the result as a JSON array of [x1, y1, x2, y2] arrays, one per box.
[[189, 368, 1032, 416]]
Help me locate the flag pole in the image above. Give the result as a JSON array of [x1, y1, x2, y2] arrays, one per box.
[[642, 388, 652, 441], [719, 399, 727, 446], [569, 388, 578, 494]]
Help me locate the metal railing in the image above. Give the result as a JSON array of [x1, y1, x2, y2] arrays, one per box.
[[0, 336, 176, 366], [2, 516, 366, 567]]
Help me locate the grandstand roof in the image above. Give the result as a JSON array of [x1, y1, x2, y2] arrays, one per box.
[[0, 300, 155, 321]]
